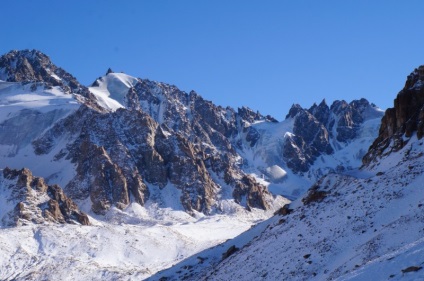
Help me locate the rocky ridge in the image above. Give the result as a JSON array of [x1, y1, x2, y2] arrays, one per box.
[[284, 98, 382, 173]]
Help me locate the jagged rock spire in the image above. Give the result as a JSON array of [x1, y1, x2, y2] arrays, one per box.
[[286, 104, 303, 119], [106, 67, 114, 75]]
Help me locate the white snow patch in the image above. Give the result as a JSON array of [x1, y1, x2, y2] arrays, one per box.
[[265, 165, 287, 181]]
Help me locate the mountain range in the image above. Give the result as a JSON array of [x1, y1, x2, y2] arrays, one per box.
[[1, 49, 422, 280]]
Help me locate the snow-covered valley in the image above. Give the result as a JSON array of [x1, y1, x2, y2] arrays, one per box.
[[0, 203, 278, 281]]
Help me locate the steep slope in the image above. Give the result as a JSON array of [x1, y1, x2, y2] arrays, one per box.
[[89, 69, 383, 201], [151, 65, 424, 281], [0, 49, 80, 90]]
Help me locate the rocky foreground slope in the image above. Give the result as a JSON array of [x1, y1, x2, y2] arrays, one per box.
[[151, 65, 424, 281]]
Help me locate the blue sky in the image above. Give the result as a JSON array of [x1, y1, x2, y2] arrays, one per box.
[[2, 1, 424, 120]]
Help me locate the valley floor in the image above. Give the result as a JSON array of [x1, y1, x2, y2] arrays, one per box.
[[0, 202, 278, 281]]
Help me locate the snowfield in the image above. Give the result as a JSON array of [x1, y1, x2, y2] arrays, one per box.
[[0, 81, 78, 123], [0, 201, 281, 281]]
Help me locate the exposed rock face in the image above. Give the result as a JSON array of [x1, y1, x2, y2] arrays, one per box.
[[283, 98, 382, 173], [331, 98, 381, 142], [308, 99, 330, 125], [232, 175, 270, 210], [34, 107, 153, 214], [283, 133, 314, 173], [237, 106, 262, 123], [1, 167, 89, 226], [0, 50, 80, 92], [125, 79, 272, 213], [363, 66, 424, 165], [293, 109, 333, 155], [33, 97, 270, 214], [301, 179, 329, 205]]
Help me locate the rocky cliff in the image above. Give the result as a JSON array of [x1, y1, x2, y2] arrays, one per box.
[[363, 65, 424, 165]]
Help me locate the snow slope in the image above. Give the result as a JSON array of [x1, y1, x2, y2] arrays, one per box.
[[88, 72, 138, 111], [153, 134, 424, 280], [0, 81, 78, 122], [0, 81, 79, 187]]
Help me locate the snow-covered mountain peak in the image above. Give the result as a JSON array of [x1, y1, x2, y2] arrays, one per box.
[[0, 50, 50, 73], [0, 49, 53, 82], [88, 72, 139, 111]]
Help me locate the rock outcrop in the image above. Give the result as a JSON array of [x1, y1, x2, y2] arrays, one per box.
[[33, 98, 270, 214], [1, 167, 90, 226], [363, 65, 424, 165]]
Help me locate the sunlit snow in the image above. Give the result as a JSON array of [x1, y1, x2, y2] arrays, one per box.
[[88, 72, 139, 111]]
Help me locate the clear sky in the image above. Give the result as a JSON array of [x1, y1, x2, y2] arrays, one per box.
[[2, 1, 424, 120]]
